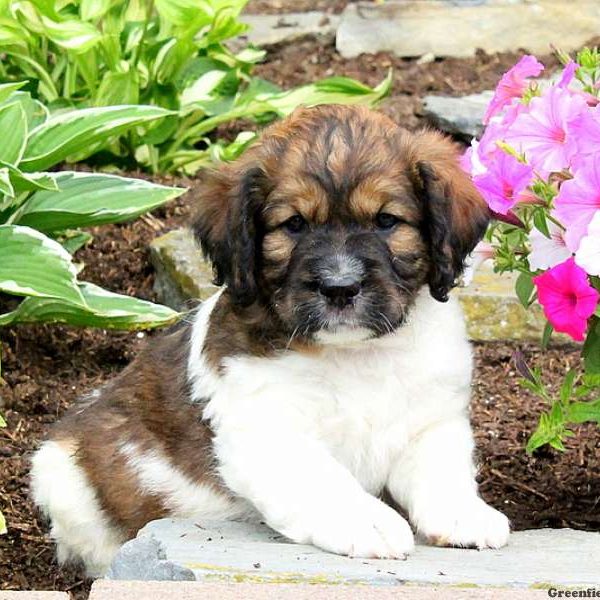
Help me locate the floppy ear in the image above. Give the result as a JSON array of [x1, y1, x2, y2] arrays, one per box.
[[407, 131, 490, 302], [192, 161, 267, 306]]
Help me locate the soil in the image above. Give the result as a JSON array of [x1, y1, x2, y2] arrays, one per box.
[[1, 7, 598, 598]]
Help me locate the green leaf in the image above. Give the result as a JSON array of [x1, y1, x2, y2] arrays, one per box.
[[0, 224, 85, 306], [21, 105, 173, 172], [0, 81, 26, 104], [95, 69, 140, 106], [3, 91, 49, 130], [583, 317, 600, 375], [2, 282, 180, 330], [541, 321, 553, 350], [0, 510, 6, 536], [155, 0, 213, 28], [180, 70, 229, 106], [80, 0, 113, 21], [264, 71, 392, 116], [14, 171, 186, 232], [0, 161, 58, 194], [0, 413, 5, 427], [40, 16, 102, 54], [559, 369, 577, 404], [566, 399, 600, 424], [532, 209, 551, 239], [0, 168, 14, 199], [515, 271, 534, 309], [0, 101, 27, 165], [57, 230, 93, 254]]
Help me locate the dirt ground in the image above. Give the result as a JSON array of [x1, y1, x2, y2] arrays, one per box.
[[1, 3, 598, 597]]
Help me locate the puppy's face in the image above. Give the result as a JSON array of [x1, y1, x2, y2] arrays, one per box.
[[194, 105, 489, 343]]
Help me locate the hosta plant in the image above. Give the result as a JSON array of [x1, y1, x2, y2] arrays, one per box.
[[0, 0, 392, 173], [463, 49, 600, 453], [0, 82, 182, 339]]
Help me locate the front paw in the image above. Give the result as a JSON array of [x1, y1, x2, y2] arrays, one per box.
[[309, 495, 415, 560], [414, 497, 510, 550]]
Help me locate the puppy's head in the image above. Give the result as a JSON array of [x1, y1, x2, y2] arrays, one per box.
[[193, 105, 488, 343]]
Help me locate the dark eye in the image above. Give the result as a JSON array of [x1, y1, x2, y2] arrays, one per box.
[[282, 215, 307, 234], [375, 212, 402, 230]]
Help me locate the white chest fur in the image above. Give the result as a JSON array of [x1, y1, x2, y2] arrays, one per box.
[[197, 289, 473, 495]]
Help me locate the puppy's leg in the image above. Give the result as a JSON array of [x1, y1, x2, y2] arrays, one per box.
[[387, 416, 509, 549], [212, 423, 414, 559]]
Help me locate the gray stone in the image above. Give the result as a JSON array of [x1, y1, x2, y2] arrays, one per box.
[[422, 92, 492, 138], [89, 580, 549, 599], [337, 1, 600, 59], [116, 518, 600, 587], [107, 535, 195, 581], [236, 12, 340, 49], [149, 228, 217, 310]]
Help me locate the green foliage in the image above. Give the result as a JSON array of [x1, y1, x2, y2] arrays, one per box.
[[514, 353, 600, 454], [0, 83, 182, 332], [0, 0, 392, 174]]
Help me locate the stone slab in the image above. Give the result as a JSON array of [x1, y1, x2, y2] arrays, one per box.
[[236, 12, 339, 48], [337, 1, 600, 58], [149, 228, 218, 310], [422, 92, 492, 139], [455, 264, 551, 343], [0, 594, 70, 599], [107, 519, 600, 588], [90, 580, 550, 600]]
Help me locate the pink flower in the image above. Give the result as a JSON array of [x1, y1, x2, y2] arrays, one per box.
[[533, 257, 599, 342], [505, 85, 585, 174], [473, 151, 533, 215], [568, 105, 600, 168], [554, 154, 600, 251], [483, 55, 544, 124], [557, 61, 579, 89], [528, 220, 571, 271]]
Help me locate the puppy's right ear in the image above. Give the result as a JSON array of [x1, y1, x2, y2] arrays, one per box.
[[192, 161, 267, 306]]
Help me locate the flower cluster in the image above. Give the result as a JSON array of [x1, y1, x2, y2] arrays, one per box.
[[463, 52, 600, 344]]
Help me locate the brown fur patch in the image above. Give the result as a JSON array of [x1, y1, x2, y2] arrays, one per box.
[[51, 323, 224, 537]]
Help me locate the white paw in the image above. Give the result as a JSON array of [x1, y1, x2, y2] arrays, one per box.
[[414, 497, 510, 550], [310, 494, 415, 559]]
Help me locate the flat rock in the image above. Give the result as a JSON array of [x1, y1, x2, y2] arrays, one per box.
[[236, 12, 339, 48], [90, 580, 548, 599], [149, 228, 217, 310], [107, 518, 600, 587], [422, 92, 492, 138], [337, 0, 600, 58], [455, 263, 553, 343]]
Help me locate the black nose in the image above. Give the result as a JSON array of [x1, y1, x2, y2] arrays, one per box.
[[319, 277, 361, 308]]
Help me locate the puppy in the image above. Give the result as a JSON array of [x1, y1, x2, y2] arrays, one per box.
[[31, 105, 509, 576]]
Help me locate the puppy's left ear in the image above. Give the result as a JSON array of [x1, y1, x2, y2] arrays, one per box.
[[406, 131, 490, 302]]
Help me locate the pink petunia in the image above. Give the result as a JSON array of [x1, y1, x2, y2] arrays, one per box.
[[554, 154, 600, 251], [568, 105, 600, 169], [473, 151, 533, 215], [483, 55, 544, 124], [505, 85, 586, 174], [533, 257, 599, 342], [557, 61, 579, 89]]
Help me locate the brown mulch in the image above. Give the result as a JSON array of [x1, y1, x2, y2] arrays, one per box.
[[245, 0, 352, 15], [1, 21, 598, 599]]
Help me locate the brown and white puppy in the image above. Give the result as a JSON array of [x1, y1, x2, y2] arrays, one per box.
[[31, 105, 509, 576]]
